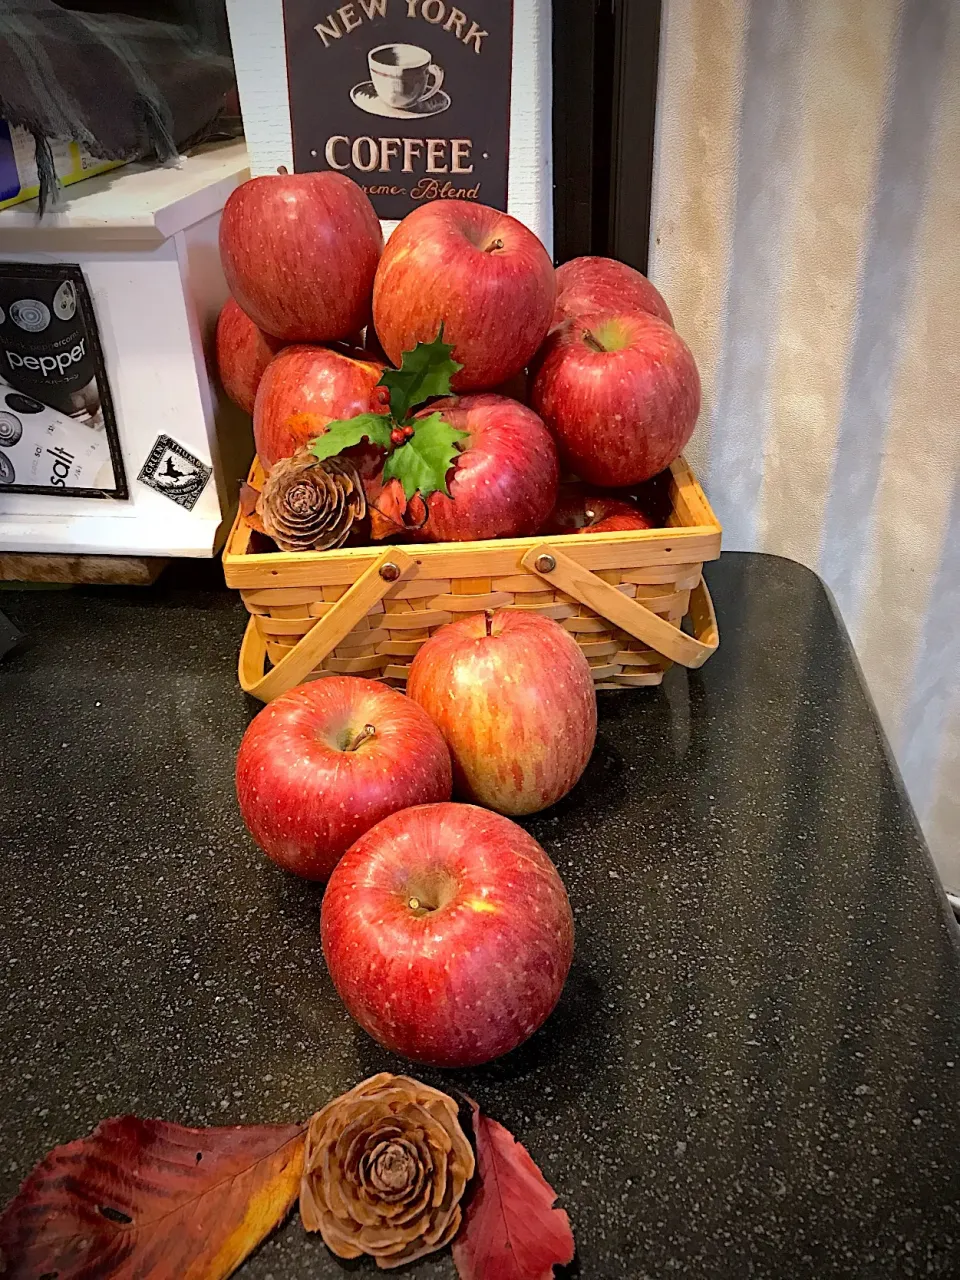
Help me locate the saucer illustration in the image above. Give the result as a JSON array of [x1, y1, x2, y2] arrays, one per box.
[[350, 82, 451, 120], [0, 412, 22, 446], [9, 298, 50, 333]]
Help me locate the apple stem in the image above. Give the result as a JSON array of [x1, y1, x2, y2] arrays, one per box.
[[582, 329, 606, 354], [484, 610, 494, 637], [348, 724, 376, 751], [485, 238, 505, 253]]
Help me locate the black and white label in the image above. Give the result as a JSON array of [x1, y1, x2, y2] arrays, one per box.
[[138, 435, 212, 511], [0, 262, 126, 499]]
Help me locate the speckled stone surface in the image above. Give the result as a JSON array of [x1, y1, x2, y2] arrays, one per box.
[[1, 553, 959, 1279]]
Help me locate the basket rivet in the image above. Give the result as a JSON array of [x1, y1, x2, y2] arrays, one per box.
[[379, 561, 401, 582], [535, 553, 556, 573]]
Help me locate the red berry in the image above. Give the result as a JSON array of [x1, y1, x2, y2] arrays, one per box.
[[403, 425, 415, 438], [390, 428, 405, 446]]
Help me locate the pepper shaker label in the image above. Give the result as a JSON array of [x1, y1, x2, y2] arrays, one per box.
[[0, 263, 126, 498]]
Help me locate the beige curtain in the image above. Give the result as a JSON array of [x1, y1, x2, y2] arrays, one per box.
[[650, 0, 960, 888]]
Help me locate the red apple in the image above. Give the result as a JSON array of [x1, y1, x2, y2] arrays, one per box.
[[627, 469, 675, 526], [372, 201, 556, 392], [531, 311, 701, 487], [554, 256, 673, 329], [487, 367, 531, 404], [219, 172, 383, 342], [413, 394, 558, 542], [321, 802, 574, 1067], [216, 298, 285, 415], [253, 344, 389, 471], [543, 485, 654, 535], [585, 512, 653, 533], [236, 677, 452, 881], [407, 610, 596, 815]]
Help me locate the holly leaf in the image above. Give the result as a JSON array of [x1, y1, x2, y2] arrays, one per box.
[[379, 326, 463, 422], [310, 413, 393, 461], [381, 411, 468, 502], [0, 1116, 306, 1280], [452, 1098, 575, 1280]]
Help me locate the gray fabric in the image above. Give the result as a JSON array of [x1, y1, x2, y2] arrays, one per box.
[[0, 0, 234, 209]]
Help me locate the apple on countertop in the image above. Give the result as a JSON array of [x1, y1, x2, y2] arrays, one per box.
[[236, 677, 452, 881], [407, 609, 597, 816], [321, 802, 575, 1068]]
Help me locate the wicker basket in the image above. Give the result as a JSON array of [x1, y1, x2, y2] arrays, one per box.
[[222, 455, 722, 702]]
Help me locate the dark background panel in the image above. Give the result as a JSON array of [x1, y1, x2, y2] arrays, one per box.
[[552, 0, 662, 271]]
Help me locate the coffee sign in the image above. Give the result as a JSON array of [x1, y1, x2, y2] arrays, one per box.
[[282, 0, 514, 219]]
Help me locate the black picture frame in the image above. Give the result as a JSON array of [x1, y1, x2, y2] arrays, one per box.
[[552, 0, 662, 272]]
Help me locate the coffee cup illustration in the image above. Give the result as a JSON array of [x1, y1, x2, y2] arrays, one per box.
[[351, 44, 449, 119]]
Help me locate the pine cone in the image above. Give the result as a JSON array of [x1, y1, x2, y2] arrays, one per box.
[[257, 448, 365, 552], [300, 1073, 475, 1269]]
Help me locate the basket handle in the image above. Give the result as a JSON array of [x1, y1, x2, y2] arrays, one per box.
[[521, 542, 718, 669], [238, 547, 417, 701]]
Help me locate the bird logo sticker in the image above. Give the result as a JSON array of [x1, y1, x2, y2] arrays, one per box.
[[138, 434, 212, 510]]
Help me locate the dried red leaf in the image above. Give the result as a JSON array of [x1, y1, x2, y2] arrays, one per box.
[[0, 1116, 305, 1280], [367, 476, 428, 541], [344, 439, 389, 480], [406, 491, 428, 528], [239, 481, 267, 535], [238, 481, 261, 518], [452, 1099, 574, 1280], [368, 474, 406, 540]]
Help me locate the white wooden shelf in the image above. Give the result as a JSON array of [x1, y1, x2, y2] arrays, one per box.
[[0, 141, 250, 247]]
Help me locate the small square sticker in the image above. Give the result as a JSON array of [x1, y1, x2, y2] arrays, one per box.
[[138, 434, 212, 511]]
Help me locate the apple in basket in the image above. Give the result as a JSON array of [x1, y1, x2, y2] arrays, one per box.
[[254, 344, 389, 471], [531, 311, 701, 487], [215, 298, 285, 415], [553, 255, 674, 329], [321, 802, 575, 1067], [236, 677, 452, 881], [543, 485, 655, 535], [407, 610, 597, 815], [416, 394, 559, 542], [219, 172, 383, 343], [373, 201, 556, 392]]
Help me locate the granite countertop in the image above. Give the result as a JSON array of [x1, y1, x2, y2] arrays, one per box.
[[1, 552, 959, 1278]]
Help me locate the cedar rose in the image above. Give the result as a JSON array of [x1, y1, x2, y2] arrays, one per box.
[[257, 447, 365, 552], [300, 1072, 475, 1269]]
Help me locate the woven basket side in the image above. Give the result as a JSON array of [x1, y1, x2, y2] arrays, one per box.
[[249, 561, 702, 689]]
